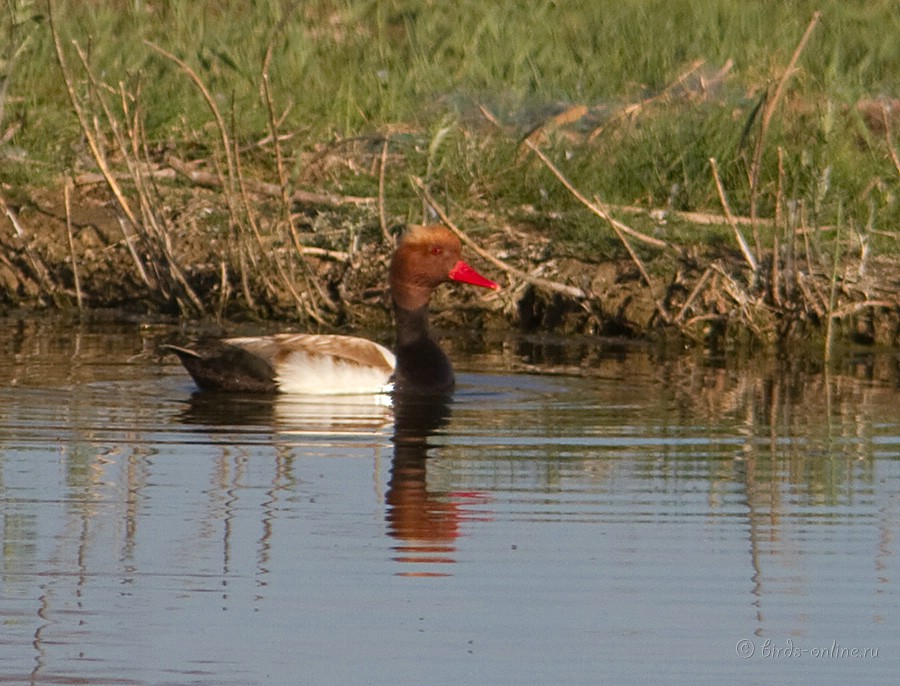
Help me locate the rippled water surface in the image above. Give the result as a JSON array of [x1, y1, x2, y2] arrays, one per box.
[[1, 317, 898, 685]]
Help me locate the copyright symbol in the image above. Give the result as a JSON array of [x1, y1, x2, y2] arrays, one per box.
[[736, 639, 755, 658]]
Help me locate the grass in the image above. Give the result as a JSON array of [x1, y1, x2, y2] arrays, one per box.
[[0, 0, 897, 340], [4, 2, 899, 212]]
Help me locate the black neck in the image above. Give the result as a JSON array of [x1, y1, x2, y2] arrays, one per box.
[[392, 304, 454, 394]]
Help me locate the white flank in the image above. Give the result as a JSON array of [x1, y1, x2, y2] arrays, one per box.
[[275, 348, 395, 395]]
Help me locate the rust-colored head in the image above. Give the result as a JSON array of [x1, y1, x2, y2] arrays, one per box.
[[389, 225, 498, 311]]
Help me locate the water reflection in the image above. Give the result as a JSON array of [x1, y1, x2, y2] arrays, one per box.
[[178, 388, 484, 576], [0, 317, 898, 685], [386, 393, 494, 575], [177, 390, 393, 436]]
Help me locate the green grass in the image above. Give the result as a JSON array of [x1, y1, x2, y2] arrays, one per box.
[[2, 0, 898, 255]]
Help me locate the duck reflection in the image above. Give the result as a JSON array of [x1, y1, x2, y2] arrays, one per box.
[[177, 390, 394, 435], [175, 388, 487, 576], [386, 393, 462, 575]]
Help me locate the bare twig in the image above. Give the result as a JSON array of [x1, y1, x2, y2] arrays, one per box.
[[674, 266, 714, 324], [710, 262, 765, 339], [522, 104, 589, 151], [0, 193, 24, 239], [0, 245, 30, 291], [296, 245, 351, 261], [587, 59, 712, 142], [829, 300, 896, 319], [0, 193, 57, 298], [74, 168, 176, 185], [533, 202, 775, 230]]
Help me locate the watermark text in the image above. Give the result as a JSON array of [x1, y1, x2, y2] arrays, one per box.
[[736, 638, 879, 660]]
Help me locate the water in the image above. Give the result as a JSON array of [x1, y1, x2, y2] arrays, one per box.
[[1, 317, 898, 685]]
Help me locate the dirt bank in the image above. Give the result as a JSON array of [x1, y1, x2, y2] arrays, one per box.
[[1, 177, 898, 356]]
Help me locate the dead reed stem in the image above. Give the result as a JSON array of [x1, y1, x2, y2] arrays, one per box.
[[748, 11, 821, 256], [595, 207, 672, 324], [528, 146, 668, 261], [49, 6, 143, 247], [262, 45, 304, 260], [232, 138, 315, 319], [63, 181, 83, 310], [509, 128, 669, 250], [217, 260, 230, 320], [52, 8, 203, 312], [482, 105, 677, 322], [261, 44, 328, 323], [148, 42, 253, 313], [771, 147, 786, 306], [114, 216, 153, 290], [378, 138, 392, 245], [710, 157, 758, 273], [824, 213, 842, 364], [144, 41, 238, 204], [513, 137, 671, 321], [68, 38, 204, 313]]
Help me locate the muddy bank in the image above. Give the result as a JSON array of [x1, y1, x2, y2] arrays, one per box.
[[1, 180, 898, 356]]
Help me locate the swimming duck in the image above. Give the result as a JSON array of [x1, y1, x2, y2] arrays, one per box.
[[165, 224, 499, 395]]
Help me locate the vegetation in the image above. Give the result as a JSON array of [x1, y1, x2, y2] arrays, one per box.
[[0, 0, 897, 353]]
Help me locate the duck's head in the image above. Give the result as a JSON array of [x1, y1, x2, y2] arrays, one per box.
[[389, 225, 499, 311]]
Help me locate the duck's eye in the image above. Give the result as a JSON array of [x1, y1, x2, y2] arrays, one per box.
[[430, 245, 443, 256]]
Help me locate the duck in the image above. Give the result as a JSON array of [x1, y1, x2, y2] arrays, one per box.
[[165, 224, 499, 395]]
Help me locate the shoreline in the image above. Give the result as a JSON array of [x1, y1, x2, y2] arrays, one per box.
[[2, 182, 897, 358]]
